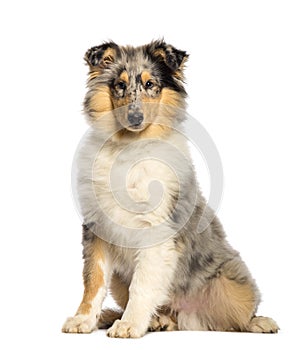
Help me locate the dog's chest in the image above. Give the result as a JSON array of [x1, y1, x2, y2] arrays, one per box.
[[92, 142, 179, 229]]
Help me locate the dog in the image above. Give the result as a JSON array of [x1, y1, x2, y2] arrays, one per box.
[[62, 40, 279, 337]]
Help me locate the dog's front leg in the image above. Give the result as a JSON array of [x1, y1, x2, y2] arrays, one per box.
[[62, 227, 110, 333], [107, 240, 178, 338]]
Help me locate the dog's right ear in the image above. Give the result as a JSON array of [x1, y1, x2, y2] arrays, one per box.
[[84, 42, 119, 73]]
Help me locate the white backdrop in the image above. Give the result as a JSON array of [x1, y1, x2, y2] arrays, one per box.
[[0, 1, 295, 349]]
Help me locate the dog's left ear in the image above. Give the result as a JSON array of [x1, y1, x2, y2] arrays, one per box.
[[147, 40, 189, 79]]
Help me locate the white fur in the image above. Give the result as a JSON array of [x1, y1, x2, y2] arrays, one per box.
[[178, 311, 206, 331], [73, 128, 195, 248], [107, 239, 179, 337]]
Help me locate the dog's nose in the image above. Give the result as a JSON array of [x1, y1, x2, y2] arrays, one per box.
[[128, 112, 144, 126]]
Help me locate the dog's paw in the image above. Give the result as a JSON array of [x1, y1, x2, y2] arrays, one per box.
[[62, 314, 96, 333], [248, 316, 279, 333], [107, 319, 145, 338], [149, 314, 178, 332]]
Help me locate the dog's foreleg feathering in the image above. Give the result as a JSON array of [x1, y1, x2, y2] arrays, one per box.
[[62, 226, 109, 333]]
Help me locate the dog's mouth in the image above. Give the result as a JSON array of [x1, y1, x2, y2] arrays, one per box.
[[125, 123, 147, 132]]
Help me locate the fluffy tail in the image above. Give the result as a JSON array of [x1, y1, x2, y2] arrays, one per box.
[[98, 308, 123, 329]]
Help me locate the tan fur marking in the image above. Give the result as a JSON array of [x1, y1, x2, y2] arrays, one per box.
[[174, 56, 188, 80], [119, 70, 129, 84], [135, 88, 185, 139], [204, 276, 256, 331], [89, 86, 113, 117], [113, 88, 184, 140], [76, 237, 105, 315], [152, 48, 166, 60], [77, 301, 92, 315], [111, 96, 130, 109], [88, 71, 100, 81], [140, 124, 171, 139], [102, 48, 116, 64], [176, 275, 257, 331], [141, 94, 161, 104], [141, 71, 152, 84], [160, 88, 185, 108]]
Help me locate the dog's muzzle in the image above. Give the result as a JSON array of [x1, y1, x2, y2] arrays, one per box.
[[127, 104, 144, 128]]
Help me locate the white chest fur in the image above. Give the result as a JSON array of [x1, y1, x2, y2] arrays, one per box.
[[75, 129, 193, 247], [92, 139, 180, 229]]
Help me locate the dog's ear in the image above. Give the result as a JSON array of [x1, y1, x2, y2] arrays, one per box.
[[84, 42, 119, 71], [147, 40, 189, 79]]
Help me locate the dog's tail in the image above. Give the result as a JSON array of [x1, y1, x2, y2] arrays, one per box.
[[97, 308, 123, 329]]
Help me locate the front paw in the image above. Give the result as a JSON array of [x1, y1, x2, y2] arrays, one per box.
[[62, 314, 96, 333], [107, 319, 145, 338]]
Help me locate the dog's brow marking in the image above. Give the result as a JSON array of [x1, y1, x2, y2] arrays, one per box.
[[119, 70, 129, 84]]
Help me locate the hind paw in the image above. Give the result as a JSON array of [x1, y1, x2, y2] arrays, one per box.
[[248, 316, 279, 333], [149, 314, 178, 332]]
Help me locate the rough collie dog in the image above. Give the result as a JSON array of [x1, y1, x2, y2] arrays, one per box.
[[62, 40, 279, 337]]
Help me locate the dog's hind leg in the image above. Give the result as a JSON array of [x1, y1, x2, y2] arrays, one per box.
[[149, 306, 178, 332], [62, 225, 110, 333], [109, 271, 129, 309], [176, 275, 257, 331], [246, 316, 279, 333], [177, 273, 279, 333], [98, 309, 124, 329]]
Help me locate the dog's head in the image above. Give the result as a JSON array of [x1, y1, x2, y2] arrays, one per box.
[[84, 40, 188, 139]]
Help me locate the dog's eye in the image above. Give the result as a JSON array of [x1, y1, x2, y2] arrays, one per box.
[[116, 81, 126, 90], [145, 80, 154, 89]]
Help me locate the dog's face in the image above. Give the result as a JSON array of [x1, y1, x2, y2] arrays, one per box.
[[84, 40, 188, 139]]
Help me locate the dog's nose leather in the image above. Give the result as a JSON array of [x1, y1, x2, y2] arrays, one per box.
[[128, 104, 144, 126], [128, 112, 144, 126]]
